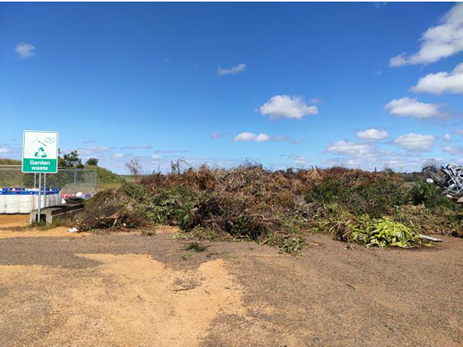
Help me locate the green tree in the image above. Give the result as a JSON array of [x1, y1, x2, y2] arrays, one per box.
[[59, 150, 84, 168], [85, 157, 99, 166]]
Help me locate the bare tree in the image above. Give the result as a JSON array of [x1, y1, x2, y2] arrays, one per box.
[[125, 158, 143, 178]]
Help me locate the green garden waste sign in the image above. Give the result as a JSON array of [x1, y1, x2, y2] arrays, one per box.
[[22, 131, 59, 173]]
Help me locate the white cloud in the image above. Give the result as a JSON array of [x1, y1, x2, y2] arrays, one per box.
[[383, 160, 404, 168], [259, 95, 318, 120], [384, 97, 443, 119], [113, 153, 124, 158], [323, 148, 436, 172], [15, 42, 35, 59], [234, 132, 257, 142], [210, 132, 223, 139], [255, 133, 271, 142], [390, 4, 463, 66], [444, 133, 451, 142], [443, 145, 463, 154], [154, 149, 188, 155], [218, 63, 246, 76], [393, 133, 436, 151], [293, 155, 309, 166], [326, 141, 373, 156], [151, 153, 164, 160], [120, 145, 152, 150], [411, 62, 463, 94], [74, 146, 110, 155], [0, 143, 21, 158], [323, 140, 382, 170], [389, 54, 407, 67], [356, 128, 388, 141], [233, 132, 286, 142], [381, 156, 433, 171], [455, 129, 463, 136], [323, 139, 440, 171]]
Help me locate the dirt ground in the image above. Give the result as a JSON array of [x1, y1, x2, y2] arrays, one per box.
[[0, 215, 462, 347]]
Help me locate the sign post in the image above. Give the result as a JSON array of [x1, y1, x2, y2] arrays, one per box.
[[44, 173, 47, 208], [22, 131, 59, 222]]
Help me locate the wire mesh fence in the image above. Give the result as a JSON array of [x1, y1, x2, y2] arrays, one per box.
[[0, 165, 97, 194]]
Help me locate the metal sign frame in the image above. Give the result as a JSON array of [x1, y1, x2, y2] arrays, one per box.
[[21, 130, 59, 223], [22, 130, 59, 174]]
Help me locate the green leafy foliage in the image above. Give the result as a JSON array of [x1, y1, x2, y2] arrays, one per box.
[[59, 150, 84, 168], [85, 157, 99, 166], [349, 216, 426, 248], [305, 174, 410, 217], [409, 180, 454, 209], [122, 181, 148, 202], [321, 211, 427, 248], [146, 186, 198, 228], [273, 236, 305, 253]]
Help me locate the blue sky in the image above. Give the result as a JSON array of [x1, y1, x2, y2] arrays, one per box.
[[1, 2, 463, 173]]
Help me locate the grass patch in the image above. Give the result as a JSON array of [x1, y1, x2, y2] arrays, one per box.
[[141, 229, 156, 236], [184, 242, 209, 252], [30, 219, 67, 230]]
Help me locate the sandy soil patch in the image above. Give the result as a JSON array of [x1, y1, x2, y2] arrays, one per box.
[[0, 215, 88, 239], [0, 214, 29, 228], [0, 228, 462, 346], [0, 254, 243, 347], [154, 225, 181, 234]]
